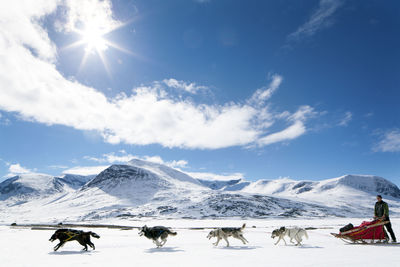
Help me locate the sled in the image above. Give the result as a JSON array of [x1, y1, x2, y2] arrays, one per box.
[[331, 220, 390, 244]]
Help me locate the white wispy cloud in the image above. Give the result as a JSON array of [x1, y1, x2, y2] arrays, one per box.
[[48, 165, 69, 169], [185, 171, 244, 181], [84, 151, 188, 168], [9, 163, 31, 174], [373, 129, 400, 152], [162, 78, 208, 94], [338, 111, 353, 126], [257, 105, 318, 146], [248, 74, 283, 106], [258, 121, 306, 146], [62, 165, 110, 175], [0, 0, 319, 149], [5, 163, 32, 177], [287, 0, 343, 42]]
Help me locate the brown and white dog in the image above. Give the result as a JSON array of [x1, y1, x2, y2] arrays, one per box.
[[207, 224, 248, 247], [271, 226, 308, 246]]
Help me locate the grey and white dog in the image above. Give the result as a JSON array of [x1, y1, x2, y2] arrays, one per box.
[[271, 226, 308, 246], [207, 223, 248, 247], [138, 225, 177, 248]]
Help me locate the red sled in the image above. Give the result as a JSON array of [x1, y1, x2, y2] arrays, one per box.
[[331, 220, 389, 244]]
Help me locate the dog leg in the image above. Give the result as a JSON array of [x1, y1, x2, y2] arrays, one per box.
[[223, 237, 230, 247], [213, 237, 220, 246], [88, 241, 95, 250], [53, 242, 61, 251], [53, 241, 65, 251], [296, 236, 302, 246], [274, 237, 281, 245], [239, 235, 248, 244]]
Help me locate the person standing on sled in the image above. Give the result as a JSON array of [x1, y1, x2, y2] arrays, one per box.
[[374, 195, 396, 243]]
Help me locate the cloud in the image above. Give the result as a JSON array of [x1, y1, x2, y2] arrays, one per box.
[[85, 151, 188, 168], [287, 0, 343, 42], [185, 171, 244, 181], [248, 74, 283, 106], [257, 105, 318, 146], [258, 121, 306, 146], [55, 0, 121, 34], [338, 111, 352, 126], [62, 165, 110, 175], [0, 1, 318, 149], [5, 163, 32, 177], [373, 130, 400, 152], [162, 79, 208, 94], [48, 165, 69, 169]]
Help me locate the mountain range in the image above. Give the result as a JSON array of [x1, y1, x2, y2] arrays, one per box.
[[0, 159, 399, 223]]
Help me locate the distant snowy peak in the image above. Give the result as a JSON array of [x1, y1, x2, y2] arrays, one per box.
[[0, 173, 63, 200], [243, 175, 400, 199], [84, 164, 168, 190], [127, 159, 202, 186], [197, 179, 250, 191], [334, 175, 400, 198], [56, 174, 94, 189]]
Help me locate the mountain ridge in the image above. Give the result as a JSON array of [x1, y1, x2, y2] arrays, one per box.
[[0, 160, 399, 222]]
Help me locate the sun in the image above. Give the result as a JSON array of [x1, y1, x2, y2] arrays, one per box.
[[80, 27, 108, 53], [64, 22, 131, 75]]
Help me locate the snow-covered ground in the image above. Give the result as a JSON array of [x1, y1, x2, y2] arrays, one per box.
[[2, 218, 400, 267]]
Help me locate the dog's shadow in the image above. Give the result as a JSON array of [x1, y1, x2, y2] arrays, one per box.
[[216, 245, 261, 250], [49, 250, 98, 255], [145, 246, 185, 253]]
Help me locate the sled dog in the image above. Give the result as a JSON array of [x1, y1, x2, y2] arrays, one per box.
[[207, 223, 248, 247], [138, 225, 177, 248], [271, 226, 308, 246], [49, 229, 100, 251]]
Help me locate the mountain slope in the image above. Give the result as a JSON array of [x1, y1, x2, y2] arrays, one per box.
[[0, 161, 399, 223], [0, 174, 64, 201]]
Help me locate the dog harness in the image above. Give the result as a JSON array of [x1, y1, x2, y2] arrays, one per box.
[[63, 231, 79, 242]]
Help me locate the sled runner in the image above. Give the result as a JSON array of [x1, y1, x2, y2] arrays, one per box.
[[331, 220, 391, 244]]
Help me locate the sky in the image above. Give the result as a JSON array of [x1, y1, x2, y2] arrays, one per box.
[[0, 0, 399, 183]]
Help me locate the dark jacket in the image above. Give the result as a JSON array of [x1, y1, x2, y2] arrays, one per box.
[[375, 200, 389, 220]]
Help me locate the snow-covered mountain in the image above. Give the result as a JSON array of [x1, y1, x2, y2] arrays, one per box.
[[0, 174, 64, 201], [0, 159, 399, 223], [240, 175, 400, 198], [57, 174, 94, 189]]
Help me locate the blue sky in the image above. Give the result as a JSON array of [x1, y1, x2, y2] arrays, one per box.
[[0, 0, 399, 183]]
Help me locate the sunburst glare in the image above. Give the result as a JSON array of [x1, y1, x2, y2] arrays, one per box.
[[64, 21, 131, 75]]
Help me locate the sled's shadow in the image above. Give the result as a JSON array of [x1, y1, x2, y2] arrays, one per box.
[[274, 244, 323, 249], [145, 246, 184, 253], [217, 245, 261, 250], [49, 250, 98, 255], [295, 245, 323, 249]]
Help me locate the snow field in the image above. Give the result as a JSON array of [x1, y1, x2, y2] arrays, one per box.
[[2, 218, 400, 267]]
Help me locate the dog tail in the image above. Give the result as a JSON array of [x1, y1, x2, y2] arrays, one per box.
[[241, 223, 246, 230], [304, 230, 308, 239], [167, 230, 177, 236]]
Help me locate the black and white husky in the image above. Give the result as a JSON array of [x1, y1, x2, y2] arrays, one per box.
[[271, 226, 308, 246], [207, 224, 248, 247], [138, 225, 177, 248]]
